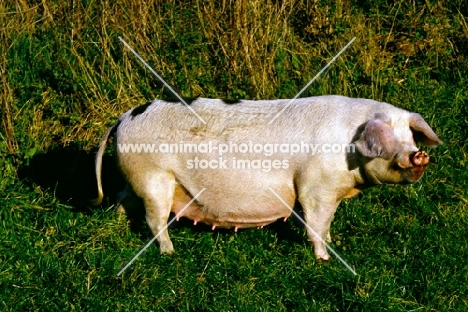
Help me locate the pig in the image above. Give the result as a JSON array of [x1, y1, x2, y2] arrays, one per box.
[[93, 95, 442, 262]]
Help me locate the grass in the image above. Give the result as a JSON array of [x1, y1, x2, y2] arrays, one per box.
[[1, 0, 467, 310]]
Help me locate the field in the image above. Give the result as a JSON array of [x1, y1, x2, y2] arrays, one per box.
[[1, 0, 467, 310]]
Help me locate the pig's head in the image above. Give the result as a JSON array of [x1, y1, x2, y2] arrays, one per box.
[[354, 112, 443, 185]]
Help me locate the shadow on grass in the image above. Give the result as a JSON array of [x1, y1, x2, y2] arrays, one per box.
[[18, 143, 125, 212]]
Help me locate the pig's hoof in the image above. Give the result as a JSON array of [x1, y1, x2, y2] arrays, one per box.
[[115, 205, 126, 214], [160, 249, 175, 255], [316, 254, 332, 263], [159, 242, 175, 255]]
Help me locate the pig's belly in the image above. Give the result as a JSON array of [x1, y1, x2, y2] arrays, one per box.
[[171, 184, 294, 229]]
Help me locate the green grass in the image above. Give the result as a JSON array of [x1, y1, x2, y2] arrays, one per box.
[[1, 0, 467, 310]]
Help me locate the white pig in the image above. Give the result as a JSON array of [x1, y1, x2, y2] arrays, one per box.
[[93, 95, 442, 261]]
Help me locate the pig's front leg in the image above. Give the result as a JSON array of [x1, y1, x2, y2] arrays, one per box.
[[299, 195, 340, 262]]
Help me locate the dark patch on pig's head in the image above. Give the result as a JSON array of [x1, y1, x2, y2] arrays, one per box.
[[222, 98, 242, 105], [130, 102, 152, 118]]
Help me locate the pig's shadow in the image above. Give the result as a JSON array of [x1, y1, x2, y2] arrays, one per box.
[[18, 143, 125, 212], [18, 144, 305, 244]]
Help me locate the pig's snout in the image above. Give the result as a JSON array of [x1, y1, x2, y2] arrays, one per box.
[[401, 150, 430, 183], [410, 150, 430, 167]]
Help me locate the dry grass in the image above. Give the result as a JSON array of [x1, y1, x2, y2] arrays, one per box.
[[2, 0, 464, 154]]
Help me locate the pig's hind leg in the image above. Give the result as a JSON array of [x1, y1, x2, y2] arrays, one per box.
[[129, 171, 177, 254]]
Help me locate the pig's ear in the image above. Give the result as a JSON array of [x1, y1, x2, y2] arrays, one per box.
[[409, 113, 443, 147], [355, 117, 397, 160]]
